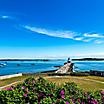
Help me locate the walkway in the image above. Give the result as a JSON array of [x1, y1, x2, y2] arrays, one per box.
[[0, 81, 22, 91]]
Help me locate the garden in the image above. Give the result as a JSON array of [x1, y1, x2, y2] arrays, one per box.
[[0, 77, 104, 104]]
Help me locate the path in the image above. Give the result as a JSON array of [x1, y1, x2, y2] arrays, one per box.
[[0, 81, 22, 91]]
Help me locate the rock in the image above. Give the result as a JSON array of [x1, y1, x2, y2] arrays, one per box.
[[54, 65, 62, 68]]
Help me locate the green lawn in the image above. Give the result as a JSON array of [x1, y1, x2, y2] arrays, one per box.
[[45, 76, 104, 91]]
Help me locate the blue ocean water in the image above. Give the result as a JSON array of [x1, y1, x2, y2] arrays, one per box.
[[0, 60, 104, 75], [0, 60, 65, 75], [74, 61, 104, 72]]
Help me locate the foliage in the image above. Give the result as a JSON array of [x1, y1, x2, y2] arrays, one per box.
[[0, 77, 104, 104], [48, 73, 70, 76], [70, 72, 89, 76]]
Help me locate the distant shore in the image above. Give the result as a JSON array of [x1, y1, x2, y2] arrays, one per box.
[[0, 58, 104, 61], [72, 58, 104, 61], [0, 59, 64, 61]]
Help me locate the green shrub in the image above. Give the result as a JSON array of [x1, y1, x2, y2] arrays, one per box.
[[70, 72, 89, 76], [48, 73, 70, 76], [0, 77, 103, 104]]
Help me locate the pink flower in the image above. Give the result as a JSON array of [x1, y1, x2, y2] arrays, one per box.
[[32, 80, 35, 83], [28, 81, 30, 84], [102, 96, 104, 100], [48, 94, 53, 97], [61, 95, 65, 99], [91, 99, 98, 104], [22, 86, 25, 89], [66, 101, 69, 104], [23, 93, 27, 97], [60, 89, 65, 95], [26, 89, 29, 93], [102, 96, 104, 102], [5, 87, 13, 91], [101, 91, 104, 95], [70, 98, 75, 103], [88, 95, 90, 99]]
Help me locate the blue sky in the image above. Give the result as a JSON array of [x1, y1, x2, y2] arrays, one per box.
[[0, 0, 104, 58]]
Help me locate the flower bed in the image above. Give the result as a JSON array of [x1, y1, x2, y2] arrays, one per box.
[[0, 77, 104, 104]]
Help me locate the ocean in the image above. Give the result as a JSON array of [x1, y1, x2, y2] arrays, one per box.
[[0, 60, 104, 75]]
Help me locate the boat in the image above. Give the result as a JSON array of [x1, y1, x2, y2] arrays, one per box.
[[17, 64, 21, 66], [31, 63, 35, 66], [0, 63, 7, 67]]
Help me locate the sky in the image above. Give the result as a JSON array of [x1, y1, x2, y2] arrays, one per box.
[[0, 0, 104, 59]]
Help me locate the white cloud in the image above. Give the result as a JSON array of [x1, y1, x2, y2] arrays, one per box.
[[84, 33, 104, 38], [1, 14, 104, 45], [0, 15, 10, 19], [24, 25, 78, 39], [23, 25, 104, 44], [74, 37, 83, 41], [82, 38, 93, 42], [94, 40, 104, 44]]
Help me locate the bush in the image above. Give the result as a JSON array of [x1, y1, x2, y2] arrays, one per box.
[[70, 72, 89, 76], [0, 77, 104, 104], [48, 73, 70, 76]]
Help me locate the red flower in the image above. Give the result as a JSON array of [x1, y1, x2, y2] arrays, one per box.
[[78, 98, 81, 102]]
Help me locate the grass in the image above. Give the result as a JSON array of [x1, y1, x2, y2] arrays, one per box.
[[84, 75, 104, 82], [0, 75, 27, 87], [0, 73, 47, 87], [0, 73, 104, 91], [44, 76, 104, 91]]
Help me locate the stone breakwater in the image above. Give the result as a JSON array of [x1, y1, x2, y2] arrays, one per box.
[[55, 62, 73, 74]]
